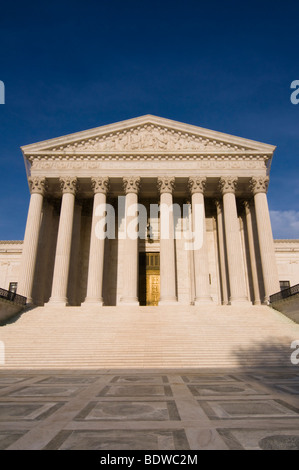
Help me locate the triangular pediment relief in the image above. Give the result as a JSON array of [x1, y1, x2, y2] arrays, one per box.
[[21, 115, 275, 155], [44, 124, 256, 153]]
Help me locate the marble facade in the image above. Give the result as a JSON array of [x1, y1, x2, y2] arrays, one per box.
[[1, 115, 298, 306]]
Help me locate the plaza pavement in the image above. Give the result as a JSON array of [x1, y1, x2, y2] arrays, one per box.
[[0, 367, 298, 450]]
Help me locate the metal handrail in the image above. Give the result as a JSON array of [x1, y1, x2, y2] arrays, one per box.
[[270, 283, 299, 304], [0, 287, 27, 306]]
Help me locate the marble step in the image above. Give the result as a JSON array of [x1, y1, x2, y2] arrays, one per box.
[[1, 305, 298, 369]]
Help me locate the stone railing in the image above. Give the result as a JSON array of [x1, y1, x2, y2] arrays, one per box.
[[0, 287, 27, 306], [269, 284, 299, 304]]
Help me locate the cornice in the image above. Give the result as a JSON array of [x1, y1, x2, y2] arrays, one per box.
[[21, 115, 276, 156], [26, 151, 272, 159]]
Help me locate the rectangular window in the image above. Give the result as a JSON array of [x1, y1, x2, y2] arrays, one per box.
[[280, 281, 290, 291], [9, 282, 18, 293]]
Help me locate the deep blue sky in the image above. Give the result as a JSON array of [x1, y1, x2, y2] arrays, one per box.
[[0, 0, 298, 239]]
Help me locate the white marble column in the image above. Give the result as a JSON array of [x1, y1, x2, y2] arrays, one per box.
[[68, 201, 83, 306], [17, 177, 47, 303], [250, 177, 280, 302], [48, 177, 78, 306], [188, 177, 212, 303], [215, 199, 229, 305], [84, 177, 109, 305], [157, 177, 177, 305], [219, 177, 249, 305], [119, 177, 140, 305], [32, 200, 54, 306], [243, 200, 261, 305]]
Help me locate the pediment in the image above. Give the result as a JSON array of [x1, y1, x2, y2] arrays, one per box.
[[21, 115, 276, 156]]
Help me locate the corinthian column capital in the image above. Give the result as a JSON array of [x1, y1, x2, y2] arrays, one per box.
[[60, 177, 78, 195], [188, 176, 206, 194], [28, 177, 48, 195], [219, 176, 238, 195], [249, 176, 269, 195], [122, 176, 141, 194], [157, 176, 175, 194], [91, 177, 109, 194]]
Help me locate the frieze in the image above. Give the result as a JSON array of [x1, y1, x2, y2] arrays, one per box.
[[31, 157, 268, 171], [44, 124, 253, 153]]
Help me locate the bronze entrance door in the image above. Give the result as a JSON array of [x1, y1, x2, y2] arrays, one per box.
[[139, 252, 160, 306]]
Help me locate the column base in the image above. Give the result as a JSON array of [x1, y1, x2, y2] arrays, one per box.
[[194, 296, 213, 305], [82, 298, 104, 307], [229, 297, 252, 306], [45, 297, 68, 307], [158, 297, 178, 306], [119, 297, 139, 306]]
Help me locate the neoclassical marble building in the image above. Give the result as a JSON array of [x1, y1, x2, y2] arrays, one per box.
[[5, 115, 298, 307]]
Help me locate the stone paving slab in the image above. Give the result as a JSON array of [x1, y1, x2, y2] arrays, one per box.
[[0, 368, 298, 450]]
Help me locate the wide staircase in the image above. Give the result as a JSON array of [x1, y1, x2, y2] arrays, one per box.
[[1, 304, 299, 369]]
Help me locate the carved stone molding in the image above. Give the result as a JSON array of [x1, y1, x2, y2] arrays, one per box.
[[122, 177, 141, 194], [188, 177, 206, 194], [218, 176, 238, 195], [28, 177, 48, 195], [249, 176, 269, 195], [59, 177, 78, 195], [91, 177, 109, 195], [157, 177, 175, 194]]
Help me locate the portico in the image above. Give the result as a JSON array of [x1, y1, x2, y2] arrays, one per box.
[[17, 115, 280, 307]]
